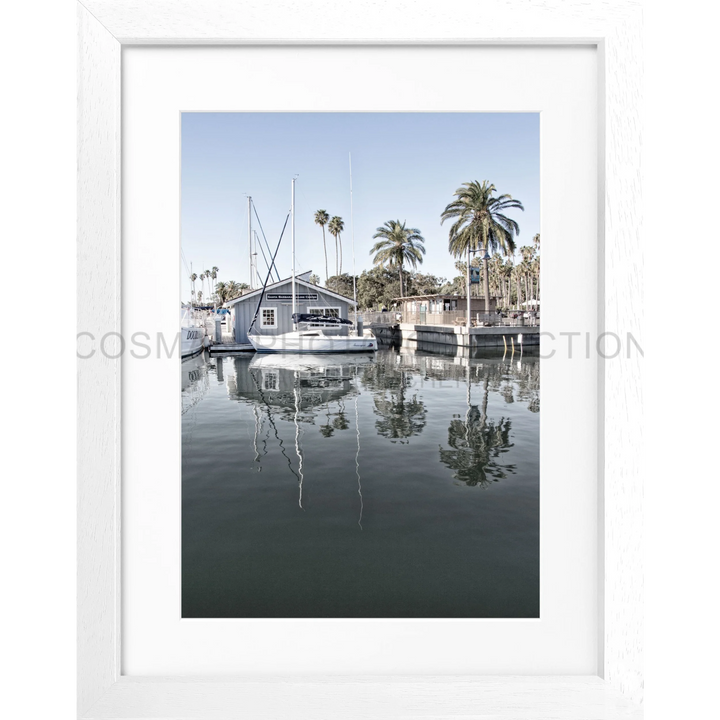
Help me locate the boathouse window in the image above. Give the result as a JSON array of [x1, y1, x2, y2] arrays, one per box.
[[307, 307, 341, 318], [260, 307, 277, 328]]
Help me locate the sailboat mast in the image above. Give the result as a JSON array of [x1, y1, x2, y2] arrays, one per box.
[[349, 153, 358, 328], [248, 195, 254, 289], [291, 177, 297, 329]]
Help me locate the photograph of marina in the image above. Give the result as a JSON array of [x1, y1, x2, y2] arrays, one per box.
[[181, 113, 540, 618]]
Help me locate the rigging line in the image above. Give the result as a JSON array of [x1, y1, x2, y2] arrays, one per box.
[[247, 211, 291, 335], [254, 230, 274, 279], [256, 268, 265, 288], [252, 201, 282, 282]]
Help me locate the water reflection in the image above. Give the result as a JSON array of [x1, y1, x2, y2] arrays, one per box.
[[226, 354, 373, 512], [228, 354, 370, 421], [183, 346, 540, 495], [360, 353, 427, 444], [181, 351, 209, 415], [376, 345, 537, 487], [439, 368, 516, 488], [181, 345, 540, 618]]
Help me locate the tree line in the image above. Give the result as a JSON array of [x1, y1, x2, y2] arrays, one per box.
[[317, 180, 539, 312], [189, 179, 537, 312]]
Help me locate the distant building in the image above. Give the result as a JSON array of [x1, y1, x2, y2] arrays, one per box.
[[223, 272, 356, 344], [395, 293, 497, 321]]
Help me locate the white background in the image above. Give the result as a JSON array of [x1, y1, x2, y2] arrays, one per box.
[[122, 44, 598, 676]]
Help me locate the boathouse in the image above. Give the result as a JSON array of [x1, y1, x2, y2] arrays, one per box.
[[223, 272, 357, 344]]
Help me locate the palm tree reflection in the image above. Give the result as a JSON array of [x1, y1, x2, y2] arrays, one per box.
[[438, 370, 516, 488], [362, 352, 427, 444], [373, 390, 427, 443]]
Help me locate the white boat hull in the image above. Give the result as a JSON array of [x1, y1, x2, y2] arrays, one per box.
[[249, 331, 377, 353], [181, 326, 206, 358], [249, 353, 375, 371]]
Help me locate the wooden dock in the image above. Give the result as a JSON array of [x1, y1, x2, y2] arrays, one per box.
[[370, 323, 540, 349], [209, 342, 255, 354]]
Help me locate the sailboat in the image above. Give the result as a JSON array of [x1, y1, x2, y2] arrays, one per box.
[[247, 176, 378, 354]]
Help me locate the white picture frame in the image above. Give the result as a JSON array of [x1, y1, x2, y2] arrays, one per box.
[[77, 1, 643, 718]]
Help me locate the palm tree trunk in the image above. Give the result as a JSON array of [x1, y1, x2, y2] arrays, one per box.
[[466, 246, 471, 330], [532, 276, 536, 310], [524, 276, 529, 310], [483, 256, 491, 324], [399, 264, 404, 299], [322, 228, 328, 283], [335, 236, 338, 277]]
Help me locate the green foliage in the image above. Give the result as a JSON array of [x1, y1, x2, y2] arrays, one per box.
[[370, 220, 425, 269], [440, 276, 466, 295], [409, 272, 445, 296], [370, 219, 426, 298], [215, 280, 249, 303], [325, 273, 356, 299], [441, 180, 523, 258], [357, 266, 401, 309]]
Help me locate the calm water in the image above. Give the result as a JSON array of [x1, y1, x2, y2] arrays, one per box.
[[182, 343, 539, 618]]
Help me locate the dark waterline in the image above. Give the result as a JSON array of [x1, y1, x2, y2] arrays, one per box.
[[182, 343, 539, 618]]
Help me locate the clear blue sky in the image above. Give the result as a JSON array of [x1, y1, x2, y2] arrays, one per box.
[[181, 113, 538, 300]]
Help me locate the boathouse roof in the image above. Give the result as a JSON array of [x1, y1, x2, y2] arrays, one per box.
[[223, 275, 357, 308]]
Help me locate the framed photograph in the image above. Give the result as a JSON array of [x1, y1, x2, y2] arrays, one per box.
[[78, 1, 642, 717]]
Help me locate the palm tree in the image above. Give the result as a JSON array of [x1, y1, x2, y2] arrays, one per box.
[[314, 210, 330, 283], [369, 220, 426, 299], [531, 256, 540, 311], [190, 273, 197, 303], [223, 281, 249, 301], [211, 266, 219, 299], [226, 281, 242, 301], [530, 236, 540, 311], [328, 216, 344, 276], [513, 263, 523, 311], [488, 255, 503, 308], [225, 281, 240, 300], [502, 260, 514, 310], [441, 181, 523, 327], [519, 246, 535, 311]]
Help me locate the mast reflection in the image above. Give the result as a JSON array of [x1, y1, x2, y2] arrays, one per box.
[[226, 354, 372, 521]]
